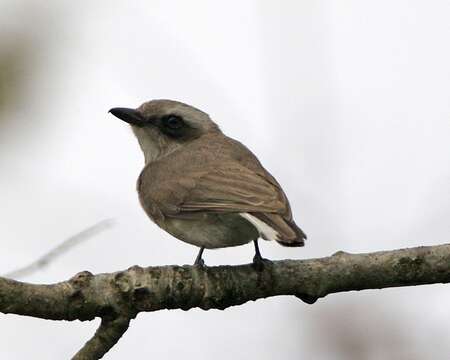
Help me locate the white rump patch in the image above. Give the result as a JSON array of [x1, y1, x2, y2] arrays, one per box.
[[240, 213, 279, 241]]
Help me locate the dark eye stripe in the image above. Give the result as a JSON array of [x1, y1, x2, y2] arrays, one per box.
[[160, 115, 186, 138], [165, 115, 183, 129]]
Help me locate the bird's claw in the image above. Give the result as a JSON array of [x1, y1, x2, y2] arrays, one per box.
[[252, 253, 271, 271], [194, 258, 206, 267]]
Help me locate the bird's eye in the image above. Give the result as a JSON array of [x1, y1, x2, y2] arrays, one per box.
[[164, 115, 184, 129]]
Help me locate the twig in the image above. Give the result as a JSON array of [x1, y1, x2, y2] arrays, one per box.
[[4, 219, 115, 279], [73, 316, 130, 360]]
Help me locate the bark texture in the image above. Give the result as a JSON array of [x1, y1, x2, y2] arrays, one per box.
[[1, 243, 449, 359]]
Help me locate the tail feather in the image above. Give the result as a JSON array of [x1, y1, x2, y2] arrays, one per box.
[[276, 218, 306, 247], [242, 212, 306, 247]]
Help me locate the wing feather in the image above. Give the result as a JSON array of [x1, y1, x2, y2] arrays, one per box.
[[179, 165, 284, 214], [175, 164, 306, 245]]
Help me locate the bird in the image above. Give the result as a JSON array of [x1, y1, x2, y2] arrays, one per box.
[[109, 99, 306, 267]]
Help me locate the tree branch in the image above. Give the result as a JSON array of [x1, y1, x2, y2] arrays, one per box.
[[73, 316, 130, 360], [3, 219, 115, 280], [1, 243, 449, 359]]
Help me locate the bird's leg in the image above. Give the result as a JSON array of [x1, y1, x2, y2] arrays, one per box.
[[194, 246, 206, 267], [252, 239, 269, 271]]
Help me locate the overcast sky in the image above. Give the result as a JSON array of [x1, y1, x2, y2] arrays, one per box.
[[1, 1, 449, 359]]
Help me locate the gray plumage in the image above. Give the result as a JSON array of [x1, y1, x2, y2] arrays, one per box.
[[110, 99, 306, 262]]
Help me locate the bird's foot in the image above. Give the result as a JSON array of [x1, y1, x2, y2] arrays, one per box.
[[193, 247, 206, 267], [252, 239, 271, 271], [194, 257, 206, 267], [252, 253, 271, 271]]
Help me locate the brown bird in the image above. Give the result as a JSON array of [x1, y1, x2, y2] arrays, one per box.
[[110, 99, 306, 266]]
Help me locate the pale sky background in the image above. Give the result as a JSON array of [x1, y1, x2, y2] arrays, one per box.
[[0, 1, 449, 359]]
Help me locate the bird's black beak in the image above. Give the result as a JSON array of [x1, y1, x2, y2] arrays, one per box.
[[109, 107, 146, 127]]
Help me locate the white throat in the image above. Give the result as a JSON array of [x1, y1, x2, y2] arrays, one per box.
[[132, 126, 180, 164]]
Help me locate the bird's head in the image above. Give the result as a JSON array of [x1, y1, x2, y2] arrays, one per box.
[[109, 99, 220, 163]]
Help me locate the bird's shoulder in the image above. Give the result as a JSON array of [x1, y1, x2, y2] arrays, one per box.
[[141, 132, 263, 179], [136, 133, 228, 212]]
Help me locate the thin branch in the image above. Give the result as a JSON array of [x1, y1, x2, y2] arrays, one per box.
[[73, 316, 130, 360], [3, 219, 115, 279], [0, 243, 449, 359]]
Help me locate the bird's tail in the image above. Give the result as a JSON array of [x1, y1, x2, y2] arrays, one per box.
[[244, 213, 306, 247], [275, 218, 306, 247]]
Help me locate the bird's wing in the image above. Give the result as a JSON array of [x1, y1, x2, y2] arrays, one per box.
[[173, 164, 306, 245], [180, 165, 283, 213], [138, 134, 306, 245]]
